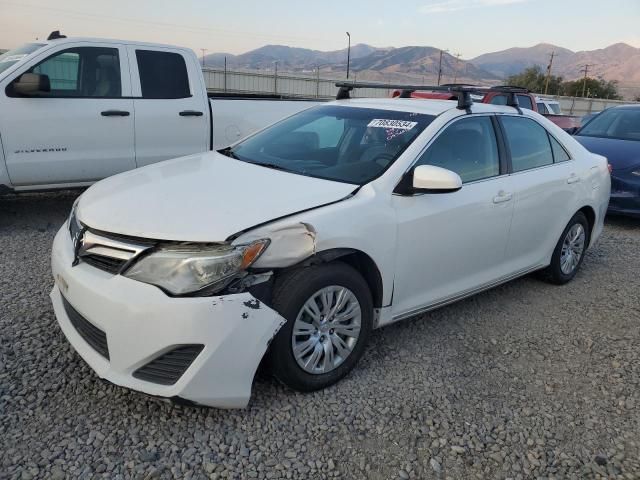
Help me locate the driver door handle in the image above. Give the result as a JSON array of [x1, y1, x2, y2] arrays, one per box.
[[101, 110, 130, 117], [179, 110, 204, 117], [493, 190, 513, 204]]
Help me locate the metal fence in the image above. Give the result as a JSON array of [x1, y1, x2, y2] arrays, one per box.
[[203, 67, 639, 116]]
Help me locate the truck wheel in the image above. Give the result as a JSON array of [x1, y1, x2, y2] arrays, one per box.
[[542, 212, 590, 285], [269, 263, 373, 392]]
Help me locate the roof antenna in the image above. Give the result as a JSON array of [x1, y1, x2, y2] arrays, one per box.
[[47, 30, 66, 41]]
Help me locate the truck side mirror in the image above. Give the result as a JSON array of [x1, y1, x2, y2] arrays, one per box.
[[12, 73, 51, 95]]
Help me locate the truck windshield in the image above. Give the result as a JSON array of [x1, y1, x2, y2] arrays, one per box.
[[578, 108, 640, 141], [226, 105, 434, 185], [0, 43, 45, 74]]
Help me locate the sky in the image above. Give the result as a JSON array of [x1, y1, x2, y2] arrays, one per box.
[[1, 0, 639, 59]]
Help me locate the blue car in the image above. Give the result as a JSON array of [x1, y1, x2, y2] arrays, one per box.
[[574, 105, 640, 217]]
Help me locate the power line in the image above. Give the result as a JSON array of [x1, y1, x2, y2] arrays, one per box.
[[0, 0, 330, 46]]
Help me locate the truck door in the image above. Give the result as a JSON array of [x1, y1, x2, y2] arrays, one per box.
[[0, 43, 136, 186], [127, 47, 209, 167]]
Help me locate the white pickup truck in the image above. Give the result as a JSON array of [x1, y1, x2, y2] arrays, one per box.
[[0, 32, 319, 193]]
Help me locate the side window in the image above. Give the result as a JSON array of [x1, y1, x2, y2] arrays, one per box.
[[416, 116, 500, 183], [501, 116, 554, 172], [549, 134, 571, 162], [18, 47, 121, 97], [294, 116, 344, 148], [537, 102, 548, 114], [136, 50, 190, 99], [517, 95, 534, 110]]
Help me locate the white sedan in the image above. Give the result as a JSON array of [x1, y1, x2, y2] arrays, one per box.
[[50, 96, 610, 408]]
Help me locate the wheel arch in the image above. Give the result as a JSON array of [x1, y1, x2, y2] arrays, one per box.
[[577, 205, 596, 242], [294, 248, 384, 308]]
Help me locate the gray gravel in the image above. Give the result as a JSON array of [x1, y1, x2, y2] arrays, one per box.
[[1, 191, 639, 480]]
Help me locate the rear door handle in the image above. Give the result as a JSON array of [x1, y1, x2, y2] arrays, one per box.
[[493, 191, 513, 204], [179, 110, 204, 117], [567, 173, 581, 184], [101, 110, 130, 117]]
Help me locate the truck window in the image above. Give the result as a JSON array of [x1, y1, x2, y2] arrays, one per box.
[[136, 50, 190, 99], [549, 104, 561, 114], [516, 95, 533, 110], [536, 102, 548, 114], [10, 47, 121, 98]]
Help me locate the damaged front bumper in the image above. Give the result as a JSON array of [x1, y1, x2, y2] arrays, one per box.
[[50, 226, 286, 408]]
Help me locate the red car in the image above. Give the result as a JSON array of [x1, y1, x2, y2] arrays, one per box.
[[392, 87, 582, 132]]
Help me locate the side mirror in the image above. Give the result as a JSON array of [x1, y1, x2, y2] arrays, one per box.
[[12, 73, 51, 95], [412, 164, 462, 193]]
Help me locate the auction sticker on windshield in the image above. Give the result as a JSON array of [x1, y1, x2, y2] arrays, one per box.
[[367, 119, 418, 130]]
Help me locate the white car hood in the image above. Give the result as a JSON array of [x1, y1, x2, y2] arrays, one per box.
[[76, 152, 356, 241]]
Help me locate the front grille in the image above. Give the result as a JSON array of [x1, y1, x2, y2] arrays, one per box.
[[81, 254, 126, 274], [133, 345, 204, 385], [62, 296, 110, 360]]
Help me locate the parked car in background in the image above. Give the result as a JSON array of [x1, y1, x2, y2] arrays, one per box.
[[574, 104, 640, 217], [535, 96, 562, 115], [0, 34, 319, 194], [50, 84, 610, 408], [396, 86, 582, 132]]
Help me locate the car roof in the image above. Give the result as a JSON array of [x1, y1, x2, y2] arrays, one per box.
[[332, 97, 526, 116], [37, 36, 191, 52]]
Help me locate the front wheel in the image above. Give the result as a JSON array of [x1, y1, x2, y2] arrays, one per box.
[[268, 263, 373, 392], [542, 212, 590, 284]]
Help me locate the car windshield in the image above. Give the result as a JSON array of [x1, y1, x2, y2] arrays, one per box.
[[226, 105, 434, 184], [578, 108, 640, 141], [0, 43, 45, 74]]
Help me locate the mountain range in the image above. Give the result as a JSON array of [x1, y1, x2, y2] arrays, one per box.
[[203, 42, 640, 98]]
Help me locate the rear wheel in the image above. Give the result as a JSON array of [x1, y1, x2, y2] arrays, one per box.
[[269, 263, 373, 392], [542, 212, 590, 284]]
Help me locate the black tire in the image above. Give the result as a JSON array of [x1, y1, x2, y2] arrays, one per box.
[[541, 212, 590, 285], [268, 262, 373, 392]]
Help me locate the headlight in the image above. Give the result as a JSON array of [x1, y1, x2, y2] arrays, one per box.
[[124, 240, 269, 295], [631, 170, 640, 176]]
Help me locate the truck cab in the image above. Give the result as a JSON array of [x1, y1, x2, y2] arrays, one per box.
[[0, 36, 210, 191]]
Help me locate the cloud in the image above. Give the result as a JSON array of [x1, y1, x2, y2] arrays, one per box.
[[419, 0, 528, 14]]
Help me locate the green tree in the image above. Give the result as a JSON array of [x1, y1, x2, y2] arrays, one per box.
[[559, 77, 622, 99], [505, 65, 563, 94]]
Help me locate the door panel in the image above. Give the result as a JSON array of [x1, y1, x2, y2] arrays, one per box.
[[128, 47, 208, 167], [499, 115, 578, 270], [391, 115, 514, 317], [0, 44, 135, 186], [392, 178, 514, 316]]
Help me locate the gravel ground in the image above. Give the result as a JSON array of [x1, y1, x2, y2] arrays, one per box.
[[1, 191, 639, 480]]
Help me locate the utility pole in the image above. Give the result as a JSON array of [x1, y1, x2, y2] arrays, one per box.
[[224, 56, 227, 92], [453, 53, 462, 84], [200, 49, 207, 68], [437, 49, 449, 86], [544, 50, 555, 95], [346, 32, 351, 79], [274, 61, 278, 94], [580, 64, 594, 98]]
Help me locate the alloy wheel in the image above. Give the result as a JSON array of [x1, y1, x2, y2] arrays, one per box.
[[291, 286, 362, 374], [560, 223, 586, 275]]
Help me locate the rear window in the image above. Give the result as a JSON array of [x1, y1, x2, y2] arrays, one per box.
[[226, 105, 434, 185], [577, 108, 640, 141], [136, 50, 190, 99]]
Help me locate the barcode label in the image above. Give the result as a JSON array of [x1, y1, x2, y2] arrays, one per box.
[[367, 119, 418, 130]]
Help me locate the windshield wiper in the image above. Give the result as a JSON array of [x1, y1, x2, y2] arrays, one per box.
[[243, 160, 292, 173], [218, 147, 240, 159]]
